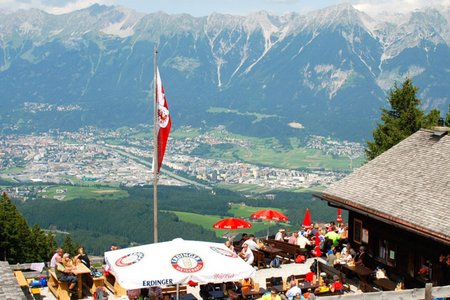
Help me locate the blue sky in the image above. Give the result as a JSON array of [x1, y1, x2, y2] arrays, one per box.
[[2, 0, 449, 16]]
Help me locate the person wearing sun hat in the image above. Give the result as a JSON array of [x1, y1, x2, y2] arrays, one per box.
[[275, 228, 286, 241]]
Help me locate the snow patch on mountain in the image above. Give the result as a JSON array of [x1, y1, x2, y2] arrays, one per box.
[[376, 65, 425, 91], [167, 56, 201, 74], [101, 20, 135, 37], [19, 22, 39, 35], [302, 64, 353, 99]]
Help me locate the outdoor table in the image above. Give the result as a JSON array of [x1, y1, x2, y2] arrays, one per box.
[[71, 263, 91, 299], [340, 263, 373, 292], [341, 264, 372, 280], [271, 285, 286, 293], [209, 290, 227, 299], [261, 245, 283, 261], [180, 293, 198, 300], [298, 281, 317, 291], [241, 287, 266, 299], [373, 278, 396, 291]]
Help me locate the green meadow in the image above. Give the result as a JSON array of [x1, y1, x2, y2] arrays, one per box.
[[177, 127, 364, 171], [40, 185, 129, 201], [0, 166, 26, 175], [171, 204, 291, 238], [207, 107, 276, 123]]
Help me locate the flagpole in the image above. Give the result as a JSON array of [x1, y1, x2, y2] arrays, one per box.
[[153, 47, 158, 243]]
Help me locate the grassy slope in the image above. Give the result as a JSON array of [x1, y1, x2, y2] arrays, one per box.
[[41, 185, 129, 201], [171, 204, 291, 238]]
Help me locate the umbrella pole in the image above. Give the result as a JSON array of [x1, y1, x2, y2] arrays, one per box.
[[176, 283, 179, 300], [316, 258, 319, 285]]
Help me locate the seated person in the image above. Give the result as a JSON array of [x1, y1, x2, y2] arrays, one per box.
[[74, 246, 90, 268], [288, 232, 298, 245], [256, 239, 266, 250], [285, 281, 302, 300], [354, 246, 367, 266], [238, 233, 248, 247], [297, 233, 311, 250], [243, 234, 260, 251], [275, 229, 286, 241], [330, 275, 344, 293], [239, 244, 254, 265], [294, 293, 306, 300], [224, 281, 241, 300], [326, 247, 337, 266], [50, 248, 63, 269], [225, 240, 235, 253], [62, 253, 74, 268], [147, 286, 163, 300], [261, 287, 282, 300], [314, 279, 331, 294], [55, 257, 78, 295], [241, 278, 254, 291]]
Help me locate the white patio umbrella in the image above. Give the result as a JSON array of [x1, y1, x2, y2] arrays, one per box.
[[104, 238, 256, 290]]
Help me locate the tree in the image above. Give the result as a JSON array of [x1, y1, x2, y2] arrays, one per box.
[[0, 192, 33, 263], [445, 104, 450, 127], [0, 192, 57, 263], [366, 79, 441, 160], [61, 235, 78, 256]]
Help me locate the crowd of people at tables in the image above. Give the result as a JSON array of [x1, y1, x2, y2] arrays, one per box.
[[47, 223, 450, 300], [226, 221, 354, 267]]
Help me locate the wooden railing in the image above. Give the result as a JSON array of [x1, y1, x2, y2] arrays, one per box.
[[316, 284, 450, 300]]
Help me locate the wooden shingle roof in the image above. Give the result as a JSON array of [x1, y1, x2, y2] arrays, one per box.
[[319, 129, 450, 245], [0, 261, 26, 300]]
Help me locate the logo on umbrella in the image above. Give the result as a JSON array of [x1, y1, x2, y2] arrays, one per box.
[[115, 252, 145, 267], [171, 253, 204, 273], [210, 246, 238, 258]]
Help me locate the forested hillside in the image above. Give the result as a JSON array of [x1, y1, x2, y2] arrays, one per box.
[[13, 186, 338, 255]]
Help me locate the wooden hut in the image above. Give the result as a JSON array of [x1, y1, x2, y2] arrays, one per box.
[[316, 128, 450, 288]]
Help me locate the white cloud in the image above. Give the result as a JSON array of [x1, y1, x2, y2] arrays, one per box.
[[349, 0, 450, 16], [46, 0, 113, 14], [0, 0, 117, 14]]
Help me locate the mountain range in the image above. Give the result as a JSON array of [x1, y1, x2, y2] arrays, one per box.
[[0, 4, 449, 141]]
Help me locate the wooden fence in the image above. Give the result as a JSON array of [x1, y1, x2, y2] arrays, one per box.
[[317, 284, 450, 300]]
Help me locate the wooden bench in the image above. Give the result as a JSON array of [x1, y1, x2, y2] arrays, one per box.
[[14, 271, 28, 288], [14, 270, 33, 297], [104, 271, 127, 297], [48, 269, 70, 300], [90, 276, 105, 294], [264, 239, 307, 262], [162, 284, 188, 300], [318, 261, 351, 292], [265, 276, 284, 289], [252, 250, 267, 269]]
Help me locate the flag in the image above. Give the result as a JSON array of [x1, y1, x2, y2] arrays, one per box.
[[155, 67, 171, 173], [337, 208, 343, 223]]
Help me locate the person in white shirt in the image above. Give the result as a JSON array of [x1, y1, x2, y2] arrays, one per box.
[[239, 244, 254, 265], [285, 281, 302, 300], [243, 234, 260, 251], [297, 232, 311, 249], [50, 248, 63, 268], [275, 229, 286, 241]]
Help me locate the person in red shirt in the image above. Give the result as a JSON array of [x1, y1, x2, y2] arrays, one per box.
[[330, 275, 344, 293]]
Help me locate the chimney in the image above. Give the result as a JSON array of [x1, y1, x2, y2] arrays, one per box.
[[432, 120, 450, 138]]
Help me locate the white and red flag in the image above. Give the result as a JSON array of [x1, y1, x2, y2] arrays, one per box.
[[154, 67, 171, 173]]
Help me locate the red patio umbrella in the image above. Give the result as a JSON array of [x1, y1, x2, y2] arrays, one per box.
[[212, 218, 252, 230], [250, 209, 288, 238], [337, 208, 343, 223], [250, 209, 289, 222], [302, 208, 312, 229]]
